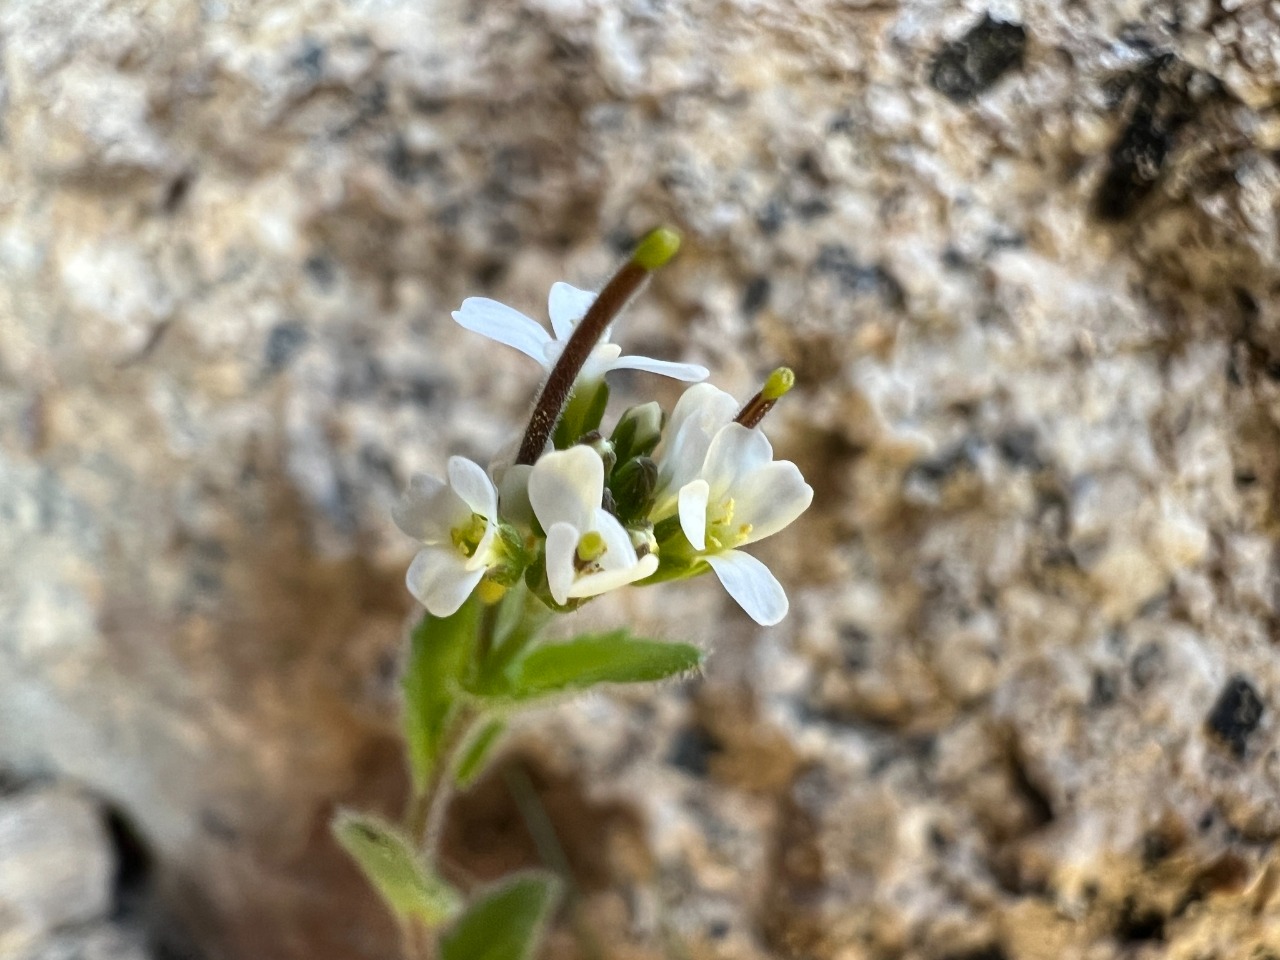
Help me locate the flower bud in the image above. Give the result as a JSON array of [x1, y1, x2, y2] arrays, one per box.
[[610, 401, 663, 464], [628, 522, 659, 559], [580, 431, 617, 477], [610, 455, 657, 524]]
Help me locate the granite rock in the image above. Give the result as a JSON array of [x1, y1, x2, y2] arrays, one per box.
[[0, 788, 115, 955]]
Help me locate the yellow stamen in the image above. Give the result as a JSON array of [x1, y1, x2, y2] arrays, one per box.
[[477, 579, 507, 604]]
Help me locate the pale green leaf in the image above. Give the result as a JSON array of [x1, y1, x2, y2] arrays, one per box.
[[440, 872, 561, 960], [332, 810, 461, 925], [510, 631, 702, 698]]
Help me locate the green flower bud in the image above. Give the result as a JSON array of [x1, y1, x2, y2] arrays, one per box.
[[631, 226, 682, 271], [580, 431, 617, 477], [610, 401, 663, 464], [610, 455, 657, 524]]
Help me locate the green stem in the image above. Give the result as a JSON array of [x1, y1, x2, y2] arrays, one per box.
[[408, 705, 480, 853]]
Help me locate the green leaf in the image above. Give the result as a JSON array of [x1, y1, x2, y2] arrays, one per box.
[[403, 595, 481, 791], [510, 631, 703, 698], [455, 718, 507, 788], [440, 872, 561, 960], [332, 810, 462, 925]]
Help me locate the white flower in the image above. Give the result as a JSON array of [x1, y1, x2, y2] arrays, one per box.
[[452, 281, 708, 384], [676, 424, 812, 626], [393, 457, 504, 617], [651, 382, 740, 518], [528, 445, 659, 605]]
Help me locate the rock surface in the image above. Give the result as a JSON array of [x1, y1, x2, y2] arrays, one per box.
[[2, 0, 1280, 958], [0, 788, 115, 954], [0, 783, 151, 960]]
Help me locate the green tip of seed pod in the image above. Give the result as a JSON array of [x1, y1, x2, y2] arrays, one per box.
[[631, 226, 682, 270], [762, 367, 795, 400]]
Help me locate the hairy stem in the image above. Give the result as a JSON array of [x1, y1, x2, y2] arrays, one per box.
[[516, 262, 647, 465]]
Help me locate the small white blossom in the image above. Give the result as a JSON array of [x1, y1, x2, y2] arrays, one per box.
[[675, 423, 812, 626], [453, 281, 708, 385], [528, 445, 659, 605], [651, 382, 740, 518], [393, 457, 504, 617]]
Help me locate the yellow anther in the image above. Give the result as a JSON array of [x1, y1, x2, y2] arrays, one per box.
[[450, 514, 488, 558], [477, 579, 507, 604]]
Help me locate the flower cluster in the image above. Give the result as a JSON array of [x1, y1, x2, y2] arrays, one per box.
[[395, 233, 812, 626]]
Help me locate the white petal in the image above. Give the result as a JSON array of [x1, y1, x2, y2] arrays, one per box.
[[590, 509, 641, 570], [465, 521, 499, 572], [705, 550, 789, 626], [547, 282, 597, 340], [569, 552, 659, 598], [653, 383, 739, 510], [452, 298, 551, 363], [734, 461, 813, 545], [661, 383, 738, 451], [447, 456, 498, 518], [577, 343, 622, 384], [393, 474, 469, 543], [701, 423, 775, 502], [611, 355, 709, 382], [406, 547, 485, 617], [544, 522, 579, 606], [528, 446, 603, 533], [497, 463, 535, 529], [677, 479, 710, 551]]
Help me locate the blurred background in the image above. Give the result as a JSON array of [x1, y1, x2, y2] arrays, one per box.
[[4, 1, 1280, 958]]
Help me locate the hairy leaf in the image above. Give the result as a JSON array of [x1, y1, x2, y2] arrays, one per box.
[[511, 630, 702, 698], [332, 810, 461, 925], [440, 872, 561, 960]]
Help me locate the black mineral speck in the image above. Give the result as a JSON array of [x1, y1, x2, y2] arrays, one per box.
[[264, 322, 308, 373], [1094, 54, 1202, 221], [814, 244, 905, 306], [1129, 642, 1164, 690], [387, 135, 434, 184], [755, 198, 785, 235], [741, 275, 771, 316], [1090, 670, 1119, 707], [292, 39, 326, 81], [929, 15, 1027, 104], [796, 197, 832, 220], [1114, 896, 1166, 943], [838, 623, 871, 670], [666, 725, 722, 777], [1141, 829, 1175, 867], [940, 947, 1009, 960], [996, 427, 1042, 469], [1206, 675, 1264, 758], [304, 255, 336, 290]]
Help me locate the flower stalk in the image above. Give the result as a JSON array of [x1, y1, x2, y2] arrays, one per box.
[[516, 227, 682, 465]]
